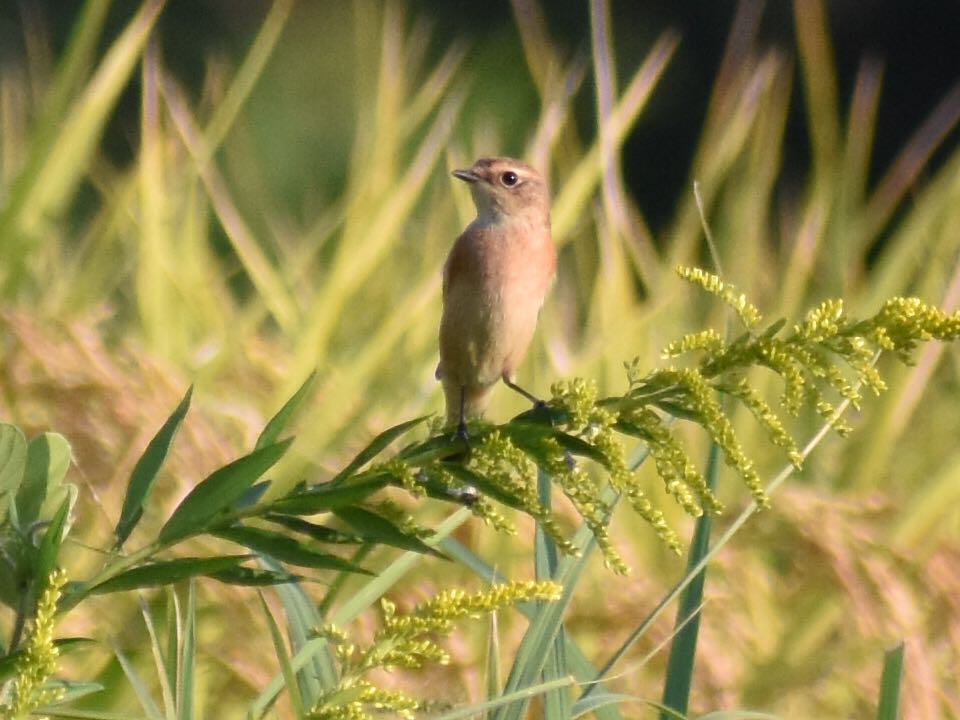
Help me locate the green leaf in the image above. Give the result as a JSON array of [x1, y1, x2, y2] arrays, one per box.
[[330, 415, 430, 484], [87, 556, 249, 595], [115, 386, 193, 547], [209, 566, 302, 586], [35, 496, 72, 597], [265, 515, 364, 544], [396, 432, 467, 464], [0, 424, 27, 522], [442, 464, 528, 512], [256, 372, 316, 450], [333, 506, 443, 557], [549, 431, 609, 465], [876, 642, 905, 720], [16, 432, 72, 528], [266, 473, 390, 515], [159, 439, 292, 543], [213, 525, 372, 574]]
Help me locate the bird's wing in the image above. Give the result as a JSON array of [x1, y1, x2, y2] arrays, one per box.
[[442, 231, 471, 299]]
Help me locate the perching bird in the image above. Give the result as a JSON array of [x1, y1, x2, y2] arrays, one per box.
[[437, 157, 557, 436]]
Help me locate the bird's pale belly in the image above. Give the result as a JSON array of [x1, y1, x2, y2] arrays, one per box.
[[440, 282, 540, 389]]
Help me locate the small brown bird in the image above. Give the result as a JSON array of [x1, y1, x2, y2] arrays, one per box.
[[437, 157, 557, 435]]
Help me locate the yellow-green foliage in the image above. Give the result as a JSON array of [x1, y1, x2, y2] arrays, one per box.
[[360, 268, 960, 575], [0, 569, 68, 719], [310, 581, 561, 720]]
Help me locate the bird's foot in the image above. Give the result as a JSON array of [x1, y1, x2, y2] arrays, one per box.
[[504, 378, 547, 411], [456, 419, 471, 448]]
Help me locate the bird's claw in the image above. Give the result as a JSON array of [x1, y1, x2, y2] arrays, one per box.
[[456, 420, 471, 447]]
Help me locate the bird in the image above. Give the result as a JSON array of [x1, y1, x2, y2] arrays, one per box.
[[437, 156, 557, 438]]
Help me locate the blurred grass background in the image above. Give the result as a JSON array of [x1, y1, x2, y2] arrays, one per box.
[[1, 0, 959, 717]]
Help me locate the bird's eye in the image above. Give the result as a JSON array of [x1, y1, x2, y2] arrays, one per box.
[[500, 171, 519, 187]]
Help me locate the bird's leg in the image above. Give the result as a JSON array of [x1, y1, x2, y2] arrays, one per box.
[[503, 377, 547, 412], [505, 376, 574, 466], [456, 386, 470, 445]]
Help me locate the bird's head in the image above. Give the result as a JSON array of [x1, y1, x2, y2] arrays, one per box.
[[452, 157, 550, 225]]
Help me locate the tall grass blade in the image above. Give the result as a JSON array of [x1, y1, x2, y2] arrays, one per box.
[[432, 677, 576, 720], [493, 534, 597, 720], [0, 0, 166, 276], [875, 642, 905, 720], [112, 641, 164, 720], [139, 594, 176, 720], [660, 443, 720, 718], [267, 559, 336, 709], [178, 582, 196, 720], [258, 591, 306, 719], [533, 468, 570, 719], [164, 590, 180, 718]]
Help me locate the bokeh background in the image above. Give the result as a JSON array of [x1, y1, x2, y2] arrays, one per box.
[[1, 0, 959, 717]]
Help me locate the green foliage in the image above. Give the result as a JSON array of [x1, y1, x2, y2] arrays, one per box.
[[0, 424, 77, 639]]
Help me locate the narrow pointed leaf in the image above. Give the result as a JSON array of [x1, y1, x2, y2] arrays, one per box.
[[331, 415, 431, 484], [214, 525, 372, 574], [87, 556, 249, 595], [159, 439, 293, 543], [396, 432, 467, 464], [116, 386, 193, 546], [267, 473, 390, 514], [333, 506, 444, 556], [442, 464, 528, 511], [265, 514, 364, 544], [35, 496, 72, 599], [256, 372, 316, 450], [209, 566, 303, 586], [549, 431, 609, 464]]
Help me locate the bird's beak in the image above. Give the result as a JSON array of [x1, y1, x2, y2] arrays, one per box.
[[452, 168, 479, 183]]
